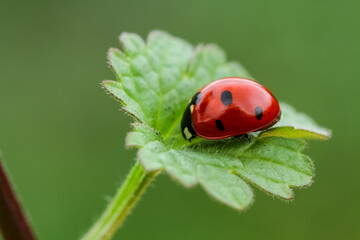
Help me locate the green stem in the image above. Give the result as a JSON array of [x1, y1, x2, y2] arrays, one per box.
[[82, 161, 160, 240]]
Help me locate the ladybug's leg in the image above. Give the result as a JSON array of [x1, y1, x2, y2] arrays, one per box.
[[244, 134, 251, 142], [234, 134, 251, 142], [234, 135, 242, 139]]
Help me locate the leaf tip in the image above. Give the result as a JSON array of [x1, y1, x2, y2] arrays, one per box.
[[107, 47, 117, 62], [147, 29, 170, 40], [118, 32, 131, 43], [101, 80, 117, 92], [259, 126, 331, 141]]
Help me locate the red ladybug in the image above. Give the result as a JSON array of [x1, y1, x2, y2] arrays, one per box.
[[181, 77, 281, 141]]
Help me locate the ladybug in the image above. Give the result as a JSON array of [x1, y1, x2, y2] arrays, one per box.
[[181, 77, 281, 141]]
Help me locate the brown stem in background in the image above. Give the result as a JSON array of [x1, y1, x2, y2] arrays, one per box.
[[0, 157, 36, 240]]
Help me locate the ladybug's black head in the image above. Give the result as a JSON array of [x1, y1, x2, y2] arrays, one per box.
[[181, 92, 200, 141]]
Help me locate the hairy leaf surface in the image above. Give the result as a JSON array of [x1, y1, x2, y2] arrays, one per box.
[[104, 31, 330, 210]]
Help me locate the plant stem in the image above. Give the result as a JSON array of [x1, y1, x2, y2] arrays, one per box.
[[82, 161, 160, 240], [0, 158, 36, 240]]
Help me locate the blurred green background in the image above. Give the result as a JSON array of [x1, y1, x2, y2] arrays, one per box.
[[0, 0, 359, 239]]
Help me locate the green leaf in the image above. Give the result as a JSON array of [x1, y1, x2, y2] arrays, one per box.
[[259, 102, 331, 140], [104, 31, 330, 210]]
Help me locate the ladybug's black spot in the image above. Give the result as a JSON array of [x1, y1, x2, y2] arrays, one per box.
[[221, 91, 233, 106], [216, 120, 225, 131], [255, 106, 263, 120]]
